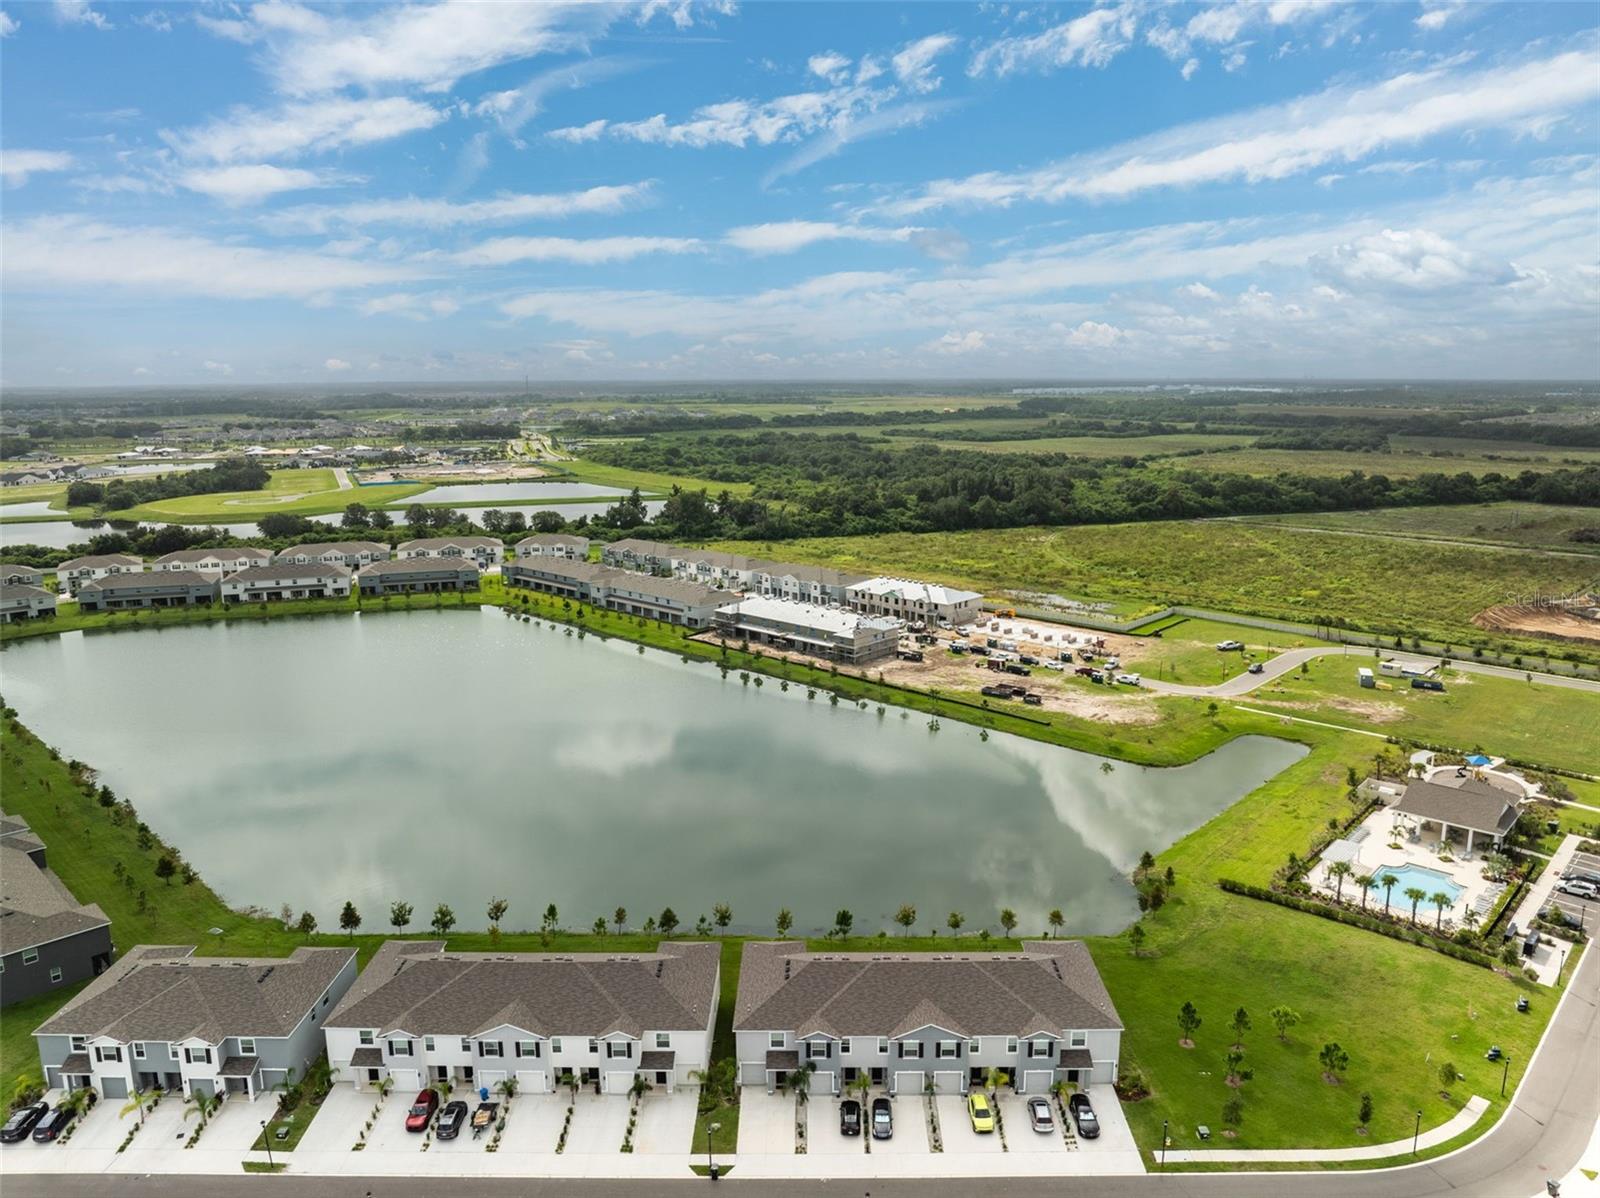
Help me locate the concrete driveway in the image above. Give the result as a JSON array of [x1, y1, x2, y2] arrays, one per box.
[[630, 1090, 697, 1154], [562, 1093, 628, 1156], [498, 1093, 569, 1154], [1073, 1086, 1142, 1170], [735, 1089, 794, 1156], [808, 1097, 864, 1156], [998, 1094, 1070, 1154], [867, 1094, 927, 1155], [935, 1094, 1004, 1154], [294, 1084, 371, 1154]]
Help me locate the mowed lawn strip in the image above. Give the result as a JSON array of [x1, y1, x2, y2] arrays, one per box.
[[109, 468, 430, 522]]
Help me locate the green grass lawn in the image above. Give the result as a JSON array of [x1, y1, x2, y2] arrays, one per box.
[[109, 469, 429, 522], [1125, 617, 1335, 685], [557, 458, 755, 498], [1242, 503, 1600, 555]]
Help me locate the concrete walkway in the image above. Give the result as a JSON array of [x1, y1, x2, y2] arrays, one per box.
[[332, 467, 354, 490], [1508, 835, 1588, 986], [1155, 1096, 1489, 1164], [1230, 705, 1390, 739]]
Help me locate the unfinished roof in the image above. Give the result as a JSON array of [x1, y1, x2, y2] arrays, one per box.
[[719, 596, 900, 637], [734, 941, 1121, 1038], [35, 946, 354, 1043], [849, 576, 983, 605], [327, 940, 719, 1039], [1394, 779, 1520, 836]]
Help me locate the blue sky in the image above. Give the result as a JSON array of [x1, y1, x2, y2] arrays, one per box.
[[1, 0, 1597, 384]]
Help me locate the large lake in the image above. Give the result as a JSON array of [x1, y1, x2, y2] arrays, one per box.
[[0, 611, 1304, 937]]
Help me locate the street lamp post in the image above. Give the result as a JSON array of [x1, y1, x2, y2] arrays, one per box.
[[706, 1119, 721, 1181], [1413, 1109, 1422, 1155], [1558, 948, 1568, 985], [1161, 1118, 1169, 1167], [1501, 1053, 1512, 1098], [260, 1119, 273, 1169]]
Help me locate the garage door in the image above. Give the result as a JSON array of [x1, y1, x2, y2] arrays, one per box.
[[100, 1077, 128, 1100], [477, 1070, 506, 1095], [932, 1070, 964, 1095], [516, 1069, 548, 1095], [892, 1070, 925, 1097], [389, 1068, 421, 1095], [1019, 1070, 1052, 1095], [604, 1070, 635, 1095]]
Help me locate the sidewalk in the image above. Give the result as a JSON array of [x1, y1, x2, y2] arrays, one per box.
[[1156, 1096, 1489, 1164], [1509, 835, 1586, 987]]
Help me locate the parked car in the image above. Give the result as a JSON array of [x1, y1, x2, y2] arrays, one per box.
[[1068, 1092, 1100, 1139], [435, 1100, 469, 1140], [1216, 640, 1244, 651], [967, 1092, 996, 1133], [1019, 654, 1039, 665], [404, 1088, 439, 1132], [1557, 879, 1600, 900], [31, 1105, 75, 1143], [1026, 1096, 1055, 1134], [1023, 693, 1043, 706], [839, 1099, 861, 1136], [871, 1096, 893, 1140], [0, 1103, 48, 1143], [1114, 672, 1141, 686], [1247, 662, 1265, 674]]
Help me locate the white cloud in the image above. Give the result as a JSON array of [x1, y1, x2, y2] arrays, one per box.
[[892, 33, 957, 93], [263, 182, 652, 233], [1312, 228, 1521, 293], [473, 57, 641, 139], [53, 0, 110, 30], [164, 96, 445, 163], [0, 11, 19, 36], [969, 6, 1136, 76], [1416, 1, 1468, 32], [1181, 58, 1199, 81], [1179, 282, 1221, 300], [1, 149, 74, 187], [807, 51, 851, 83], [724, 220, 922, 254], [178, 164, 334, 204], [2, 216, 427, 300], [935, 329, 987, 354], [324, 357, 352, 371], [880, 44, 1600, 214], [764, 99, 953, 184], [132, 366, 152, 376], [450, 234, 703, 267], [202, 360, 234, 376], [1063, 320, 1124, 348], [548, 118, 609, 144]]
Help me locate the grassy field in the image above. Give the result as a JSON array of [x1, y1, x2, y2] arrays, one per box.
[[894, 432, 1255, 457], [716, 522, 1600, 654], [1389, 436, 1600, 463], [1171, 446, 1600, 478], [109, 469, 430, 522], [1243, 502, 1600, 555], [558, 458, 755, 497], [1124, 617, 1332, 685], [0, 484, 70, 507]]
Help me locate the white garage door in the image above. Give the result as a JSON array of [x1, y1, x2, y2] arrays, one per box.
[[516, 1069, 548, 1095], [478, 1069, 506, 1095], [892, 1070, 925, 1097], [604, 1070, 635, 1095], [389, 1068, 421, 1095], [932, 1070, 964, 1095], [1019, 1070, 1053, 1094]]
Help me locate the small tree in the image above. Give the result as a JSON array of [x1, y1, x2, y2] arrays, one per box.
[[1223, 1048, 1253, 1088], [487, 897, 509, 934], [1327, 860, 1352, 903], [541, 903, 560, 935], [1221, 1093, 1244, 1131], [775, 908, 793, 938], [1177, 1001, 1201, 1048], [592, 916, 607, 935], [1319, 1042, 1350, 1084], [296, 910, 317, 939], [1230, 1007, 1251, 1050], [1430, 891, 1451, 930], [1380, 873, 1399, 914], [1354, 873, 1375, 912], [431, 903, 456, 937], [1269, 1005, 1300, 1042], [713, 902, 733, 935], [947, 911, 965, 938], [1128, 923, 1146, 955], [389, 901, 412, 935], [894, 904, 917, 936], [614, 906, 627, 935], [658, 907, 680, 936], [832, 909, 854, 940], [1437, 1061, 1459, 1097], [340, 901, 361, 938], [1047, 908, 1064, 938], [1358, 1092, 1374, 1128], [999, 908, 1018, 938], [154, 854, 177, 885]]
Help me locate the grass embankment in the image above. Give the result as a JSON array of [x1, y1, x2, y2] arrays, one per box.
[[1178, 446, 1600, 478], [718, 521, 1600, 663]]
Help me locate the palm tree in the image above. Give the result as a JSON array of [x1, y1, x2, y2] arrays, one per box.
[[1463, 907, 1481, 934], [1327, 860, 1352, 902], [849, 1071, 872, 1110], [1403, 885, 1427, 925], [983, 1066, 1011, 1100], [1430, 891, 1451, 929], [1049, 1078, 1074, 1117], [62, 1088, 96, 1120], [183, 1089, 220, 1127], [495, 1076, 518, 1102], [789, 1061, 817, 1106], [1354, 873, 1374, 912], [1046, 909, 1064, 938], [119, 1089, 155, 1127], [11, 1071, 43, 1109], [1379, 872, 1399, 914], [629, 1074, 653, 1102]]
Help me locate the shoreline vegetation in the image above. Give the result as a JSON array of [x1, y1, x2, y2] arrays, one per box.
[[1, 575, 1589, 1167]]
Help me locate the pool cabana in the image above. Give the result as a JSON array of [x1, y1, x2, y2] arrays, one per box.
[[1392, 779, 1521, 857]]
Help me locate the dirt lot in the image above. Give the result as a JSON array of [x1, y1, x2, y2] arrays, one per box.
[[1473, 603, 1600, 644]]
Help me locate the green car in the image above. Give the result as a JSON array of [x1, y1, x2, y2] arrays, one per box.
[[967, 1092, 996, 1133]]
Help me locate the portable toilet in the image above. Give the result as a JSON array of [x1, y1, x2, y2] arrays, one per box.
[[1358, 667, 1375, 689]]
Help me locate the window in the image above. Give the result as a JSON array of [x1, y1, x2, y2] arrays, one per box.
[[769, 1033, 785, 1049], [388, 1039, 412, 1057], [655, 1033, 671, 1050], [238, 1039, 256, 1057], [806, 1041, 829, 1060], [358, 1030, 374, 1047], [479, 1041, 502, 1058], [607, 1042, 631, 1059], [877, 1038, 889, 1055], [550, 1039, 562, 1055], [968, 1040, 981, 1057], [21, 949, 38, 966], [899, 1042, 922, 1060], [50, 967, 63, 983], [587, 1039, 599, 1054], [1029, 1039, 1052, 1059], [461, 1039, 472, 1054], [938, 1041, 960, 1059], [132, 1043, 146, 1061], [184, 1047, 212, 1065], [94, 1046, 121, 1063], [1005, 1037, 1018, 1055], [1069, 1031, 1087, 1049], [517, 1042, 539, 1059], [70, 1036, 86, 1053], [839, 1038, 851, 1055]]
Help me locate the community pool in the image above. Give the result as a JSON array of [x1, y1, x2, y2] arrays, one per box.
[[1369, 863, 1463, 904]]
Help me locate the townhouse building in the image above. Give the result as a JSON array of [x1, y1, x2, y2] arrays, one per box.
[[503, 558, 735, 628], [324, 940, 719, 1096], [514, 533, 591, 560], [846, 577, 984, 627], [56, 554, 143, 596], [76, 571, 216, 613], [355, 557, 480, 595], [714, 596, 902, 664], [0, 583, 57, 623], [219, 562, 352, 603], [396, 536, 505, 568], [151, 548, 273, 577], [273, 541, 390, 569], [0, 815, 112, 1006], [0, 564, 45, 587]]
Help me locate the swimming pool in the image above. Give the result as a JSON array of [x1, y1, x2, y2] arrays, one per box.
[[1368, 863, 1463, 904]]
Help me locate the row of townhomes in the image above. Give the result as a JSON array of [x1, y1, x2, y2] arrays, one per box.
[[1, 815, 113, 1006], [597, 539, 984, 665], [504, 557, 736, 628], [1, 581, 57, 623], [32, 937, 1122, 1108]]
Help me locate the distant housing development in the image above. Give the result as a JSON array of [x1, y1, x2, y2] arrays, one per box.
[[0, 815, 112, 1006], [504, 558, 735, 628], [274, 541, 390, 569], [151, 548, 272, 577], [734, 941, 1122, 1097], [397, 536, 505, 568], [324, 940, 719, 1096]]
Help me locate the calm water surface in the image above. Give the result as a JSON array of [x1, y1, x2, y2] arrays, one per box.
[[0, 611, 1304, 936], [394, 482, 630, 504]]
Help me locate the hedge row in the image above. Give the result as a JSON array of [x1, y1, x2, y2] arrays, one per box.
[[1218, 878, 1500, 970]]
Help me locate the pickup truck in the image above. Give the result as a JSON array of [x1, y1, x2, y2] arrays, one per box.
[[1114, 673, 1142, 686], [1216, 640, 1245, 651]]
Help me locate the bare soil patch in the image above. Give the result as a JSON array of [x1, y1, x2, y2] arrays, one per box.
[[1251, 695, 1408, 723], [1473, 603, 1600, 644]]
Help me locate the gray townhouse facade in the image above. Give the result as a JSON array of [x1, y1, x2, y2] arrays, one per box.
[[219, 562, 352, 603], [274, 541, 390, 569], [1, 564, 45, 586], [76, 570, 216, 613], [324, 941, 719, 1097], [714, 596, 902, 664], [396, 536, 505, 568], [356, 557, 480, 595], [600, 540, 866, 606], [57, 554, 144, 596], [734, 941, 1123, 1098], [599, 538, 678, 575], [152, 548, 273, 577], [34, 945, 357, 1101], [1, 815, 113, 1006], [514, 533, 591, 560], [1, 583, 57, 623], [503, 557, 736, 628]]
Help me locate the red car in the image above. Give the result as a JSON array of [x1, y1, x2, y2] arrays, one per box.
[[404, 1088, 438, 1132]]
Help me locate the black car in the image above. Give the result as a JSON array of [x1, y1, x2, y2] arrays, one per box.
[[435, 1100, 469, 1140], [31, 1105, 76, 1143], [1067, 1093, 1100, 1140], [871, 1096, 893, 1140], [839, 1098, 861, 1136], [0, 1103, 48, 1144]]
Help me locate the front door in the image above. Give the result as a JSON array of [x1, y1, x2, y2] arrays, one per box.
[[870, 1068, 886, 1086]]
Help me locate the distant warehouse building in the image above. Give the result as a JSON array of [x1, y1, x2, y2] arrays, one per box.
[[1, 583, 56, 623], [357, 557, 480, 596], [503, 558, 734, 628], [714, 596, 901, 665], [77, 570, 215, 613], [221, 563, 352, 603], [846, 577, 984, 627]]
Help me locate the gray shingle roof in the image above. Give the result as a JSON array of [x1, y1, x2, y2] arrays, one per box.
[[58, 554, 142, 571], [155, 549, 272, 565], [79, 569, 211, 595], [398, 536, 500, 552], [357, 558, 478, 579], [275, 541, 387, 560], [0, 583, 54, 605], [516, 534, 588, 548], [734, 941, 1121, 1038], [35, 945, 354, 1043], [327, 941, 719, 1039], [225, 562, 351, 584], [1394, 779, 1520, 836], [507, 558, 734, 607], [0, 840, 109, 956]]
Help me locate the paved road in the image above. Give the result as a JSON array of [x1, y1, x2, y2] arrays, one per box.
[[1142, 645, 1600, 698], [8, 948, 1595, 1198], [332, 468, 354, 491]]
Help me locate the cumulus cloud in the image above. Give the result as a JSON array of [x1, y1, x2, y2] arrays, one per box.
[[1180, 282, 1221, 300], [264, 182, 653, 234], [1, 149, 74, 187], [53, 0, 110, 30], [202, 360, 234, 376], [1416, 1, 1469, 32], [0, 11, 19, 36], [324, 357, 352, 371], [1312, 228, 1521, 292], [892, 33, 958, 93], [934, 329, 987, 354], [1063, 320, 1125, 348], [450, 234, 703, 267], [807, 51, 851, 83]]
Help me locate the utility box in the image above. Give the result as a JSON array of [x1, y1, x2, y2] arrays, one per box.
[[1358, 667, 1375, 689]]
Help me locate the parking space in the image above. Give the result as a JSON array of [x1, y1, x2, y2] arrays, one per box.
[[934, 1094, 1004, 1154], [809, 1097, 865, 1156], [867, 1094, 926, 1154], [562, 1092, 630, 1155], [497, 1093, 569, 1153], [630, 1089, 697, 1154], [735, 1088, 795, 1156], [361, 1097, 428, 1155], [59, 1097, 132, 1154], [997, 1094, 1070, 1154], [1075, 1085, 1138, 1158], [293, 1084, 370, 1153], [193, 1099, 272, 1157], [117, 1096, 191, 1158]]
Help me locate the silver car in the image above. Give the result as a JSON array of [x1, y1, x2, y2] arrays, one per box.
[[1026, 1096, 1055, 1134]]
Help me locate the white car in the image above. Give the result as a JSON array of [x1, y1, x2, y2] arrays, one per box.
[[1558, 879, 1599, 901], [1216, 640, 1244, 651], [1115, 673, 1142, 686]]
